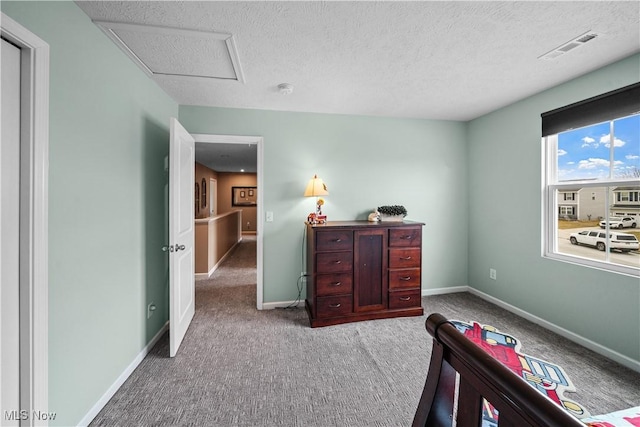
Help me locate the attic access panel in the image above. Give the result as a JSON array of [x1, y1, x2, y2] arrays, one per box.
[[94, 21, 245, 82]]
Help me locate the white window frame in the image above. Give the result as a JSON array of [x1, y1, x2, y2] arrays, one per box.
[[542, 118, 640, 278]]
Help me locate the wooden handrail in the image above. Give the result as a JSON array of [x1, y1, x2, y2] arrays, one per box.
[[413, 313, 585, 427]]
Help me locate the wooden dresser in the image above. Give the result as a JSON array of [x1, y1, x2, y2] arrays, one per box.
[[305, 220, 424, 327]]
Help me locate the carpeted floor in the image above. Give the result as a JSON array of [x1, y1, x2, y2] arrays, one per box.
[[90, 236, 640, 426]]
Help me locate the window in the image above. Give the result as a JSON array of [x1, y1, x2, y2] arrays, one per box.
[[542, 82, 640, 276], [559, 206, 575, 216]]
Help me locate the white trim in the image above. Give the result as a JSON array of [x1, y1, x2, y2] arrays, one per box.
[[93, 21, 245, 83], [78, 322, 169, 427], [191, 134, 265, 310], [468, 287, 640, 373], [264, 287, 471, 310], [194, 240, 241, 280], [1, 13, 50, 426], [421, 286, 469, 297], [419, 285, 640, 372], [261, 300, 305, 310], [541, 126, 640, 277]]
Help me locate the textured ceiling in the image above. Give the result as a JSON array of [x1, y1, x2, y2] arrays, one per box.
[[98, 23, 240, 79], [195, 142, 257, 173], [77, 1, 640, 122], [76, 1, 639, 171]]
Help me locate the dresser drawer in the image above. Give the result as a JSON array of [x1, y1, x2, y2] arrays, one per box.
[[388, 248, 420, 268], [389, 228, 422, 247], [316, 251, 352, 273], [389, 268, 421, 289], [316, 294, 353, 318], [388, 289, 421, 309], [316, 230, 353, 252], [316, 273, 353, 296]]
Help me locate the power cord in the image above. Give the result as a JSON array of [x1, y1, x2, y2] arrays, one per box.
[[284, 273, 306, 309], [284, 225, 308, 310]]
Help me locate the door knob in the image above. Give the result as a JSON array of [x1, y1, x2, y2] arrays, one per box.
[[162, 245, 174, 252], [176, 244, 186, 251]]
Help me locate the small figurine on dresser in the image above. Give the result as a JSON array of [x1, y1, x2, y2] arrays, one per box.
[[307, 198, 327, 224]]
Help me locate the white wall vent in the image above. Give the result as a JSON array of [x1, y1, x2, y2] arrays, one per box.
[[539, 31, 600, 60]]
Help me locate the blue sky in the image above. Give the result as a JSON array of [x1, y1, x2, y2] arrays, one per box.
[[557, 114, 640, 181]]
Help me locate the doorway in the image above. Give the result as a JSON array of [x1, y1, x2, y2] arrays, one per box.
[[1, 13, 50, 422], [2, 36, 22, 424], [192, 134, 264, 310]]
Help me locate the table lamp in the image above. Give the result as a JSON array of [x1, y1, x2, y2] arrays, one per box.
[[304, 174, 329, 224]]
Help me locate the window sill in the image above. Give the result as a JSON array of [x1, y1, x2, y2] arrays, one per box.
[[543, 251, 640, 278]]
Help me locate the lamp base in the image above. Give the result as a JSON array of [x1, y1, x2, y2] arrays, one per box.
[[307, 213, 327, 224]]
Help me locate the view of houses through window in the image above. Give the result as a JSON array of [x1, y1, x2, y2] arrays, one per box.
[[545, 113, 640, 275]]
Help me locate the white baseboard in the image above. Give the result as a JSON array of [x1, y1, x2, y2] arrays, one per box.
[[79, 285, 639, 427], [261, 300, 305, 310], [78, 321, 169, 427], [467, 287, 640, 374], [422, 286, 469, 296], [194, 240, 241, 280]]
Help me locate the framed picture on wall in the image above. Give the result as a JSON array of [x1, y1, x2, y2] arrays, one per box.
[[202, 179, 207, 209], [195, 183, 200, 213], [232, 186, 257, 206]]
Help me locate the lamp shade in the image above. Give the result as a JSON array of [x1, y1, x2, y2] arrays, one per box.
[[303, 174, 329, 197]]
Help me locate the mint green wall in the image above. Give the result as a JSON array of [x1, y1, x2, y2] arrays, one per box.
[[2, 2, 178, 425], [467, 54, 640, 363], [3, 1, 637, 424], [178, 107, 468, 302]]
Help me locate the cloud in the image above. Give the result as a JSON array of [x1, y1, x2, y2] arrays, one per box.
[[557, 149, 567, 156], [626, 154, 639, 160], [581, 136, 597, 148], [566, 161, 575, 165], [581, 134, 626, 149], [577, 158, 624, 169], [600, 133, 625, 148]]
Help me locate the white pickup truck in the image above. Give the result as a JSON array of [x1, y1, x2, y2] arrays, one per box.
[[599, 216, 637, 229]]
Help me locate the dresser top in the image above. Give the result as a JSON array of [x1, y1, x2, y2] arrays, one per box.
[[307, 220, 424, 229]]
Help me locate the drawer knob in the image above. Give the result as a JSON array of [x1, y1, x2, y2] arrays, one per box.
[[333, 260, 342, 264], [330, 281, 342, 287], [334, 238, 342, 242], [399, 296, 411, 301], [329, 303, 342, 308], [400, 276, 412, 281], [401, 235, 413, 240], [400, 256, 412, 260]]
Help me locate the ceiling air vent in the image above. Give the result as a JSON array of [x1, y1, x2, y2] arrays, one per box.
[[539, 31, 600, 60]]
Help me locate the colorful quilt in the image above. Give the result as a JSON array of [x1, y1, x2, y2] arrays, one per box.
[[583, 407, 640, 427], [450, 320, 589, 427]]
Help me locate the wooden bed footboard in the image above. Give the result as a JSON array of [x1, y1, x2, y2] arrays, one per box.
[[412, 313, 585, 427]]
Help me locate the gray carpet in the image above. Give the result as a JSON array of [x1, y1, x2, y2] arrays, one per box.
[[90, 237, 640, 426]]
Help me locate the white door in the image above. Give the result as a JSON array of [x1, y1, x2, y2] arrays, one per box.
[[169, 118, 195, 357], [1, 38, 21, 424]]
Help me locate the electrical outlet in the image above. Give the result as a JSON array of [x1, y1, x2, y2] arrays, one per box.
[[489, 268, 497, 280], [147, 303, 157, 319], [266, 211, 274, 222]]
